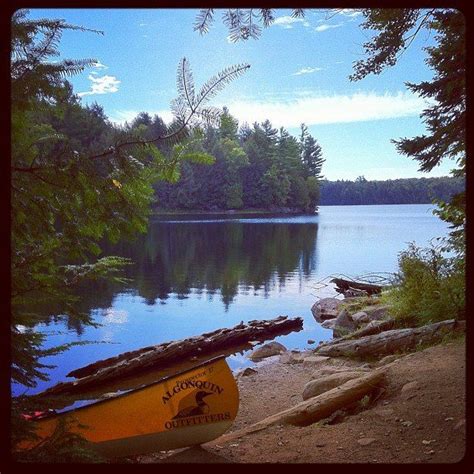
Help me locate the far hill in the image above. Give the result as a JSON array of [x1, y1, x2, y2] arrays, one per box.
[[319, 176, 465, 206]]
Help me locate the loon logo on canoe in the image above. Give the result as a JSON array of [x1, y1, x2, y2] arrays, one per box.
[[173, 390, 213, 418], [162, 379, 230, 430]]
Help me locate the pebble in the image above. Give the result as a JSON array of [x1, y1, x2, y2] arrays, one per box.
[[401, 420, 413, 427], [307, 339, 316, 344], [357, 438, 376, 446], [454, 419, 465, 431], [229, 443, 239, 448], [445, 417, 454, 421]]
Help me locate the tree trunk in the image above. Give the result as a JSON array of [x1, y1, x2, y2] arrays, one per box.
[[38, 316, 303, 396], [331, 277, 385, 295], [315, 319, 465, 358], [212, 370, 386, 443]]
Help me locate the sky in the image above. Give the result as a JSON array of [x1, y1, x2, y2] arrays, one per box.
[[26, 8, 455, 180]]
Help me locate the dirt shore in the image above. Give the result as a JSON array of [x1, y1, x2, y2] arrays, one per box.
[[135, 338, 466, 464]]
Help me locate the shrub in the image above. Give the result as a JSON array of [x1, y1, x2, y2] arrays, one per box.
[[384, 242, 465, 326]]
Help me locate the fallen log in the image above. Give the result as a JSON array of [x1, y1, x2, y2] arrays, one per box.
[[210, 370, 386, 444], [317, 318, 396, 349], [331, 277, 384, 295], [39, 316, 303, 396], [315, 319, 465, 358]]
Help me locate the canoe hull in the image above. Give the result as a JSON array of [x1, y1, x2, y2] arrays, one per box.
[[93, 421, 233, 458], [21, 356, 239, 458]]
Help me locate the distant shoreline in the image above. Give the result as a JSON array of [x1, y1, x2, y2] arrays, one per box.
[[151, 208, 318, 217], [151, 203, 437, 217]]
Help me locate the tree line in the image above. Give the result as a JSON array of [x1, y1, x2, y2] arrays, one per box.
[[319, 176, 465, 206], [127, 108, 325, 213]]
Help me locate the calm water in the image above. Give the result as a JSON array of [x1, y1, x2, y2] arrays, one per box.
[[15, 204, 450, 396]]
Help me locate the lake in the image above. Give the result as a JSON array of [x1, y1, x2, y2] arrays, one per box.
[[15, 204, 450, 396]]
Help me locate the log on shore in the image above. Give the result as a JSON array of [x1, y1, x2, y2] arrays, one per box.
[[40, 316, 303, 396], [317, 318, 396, 349], [211, 370, 386, 444], [315, 319, 465, 358], [331, 277, 384, 295]]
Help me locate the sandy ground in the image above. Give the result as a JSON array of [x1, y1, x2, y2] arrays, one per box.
[[133, 338, 466, 464]]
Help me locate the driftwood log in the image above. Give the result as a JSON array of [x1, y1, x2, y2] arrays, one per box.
[[317, 318, 396, 349], [211, 370, 386, 444], [39, 316, 303, 396], [315, 319, 465, 358], [331, 277, 384, 295]]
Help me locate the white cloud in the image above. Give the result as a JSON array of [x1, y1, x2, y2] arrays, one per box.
[[78, 74, 121, 97], [218, 91, 430, 128], [111, 91, 428, 130], [292, 66, 323, 76], [315, 23, 343, 32], [92, 60, 108, 70], [334, 9, 362, 18], [272, 15, 310, 29], [109, 109, 173, 126]]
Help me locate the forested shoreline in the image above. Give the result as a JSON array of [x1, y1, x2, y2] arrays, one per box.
[[319, 176, 464, 206], [151, 108, 324, 213], [151, 175, 465, 213]]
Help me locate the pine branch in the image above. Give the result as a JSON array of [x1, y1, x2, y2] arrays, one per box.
[[194, 9, 214, 34], [89, 60, 250, 160]]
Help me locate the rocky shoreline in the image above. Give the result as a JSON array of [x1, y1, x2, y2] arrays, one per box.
[[131, 290, 466, 464]]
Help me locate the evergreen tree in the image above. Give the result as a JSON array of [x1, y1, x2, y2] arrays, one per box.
[[350, 9, 465, 257], [300, 124, 325, 179], [11, 9, 249, 458]]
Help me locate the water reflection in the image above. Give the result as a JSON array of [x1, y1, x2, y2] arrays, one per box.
[[100, 220, 319, 311]]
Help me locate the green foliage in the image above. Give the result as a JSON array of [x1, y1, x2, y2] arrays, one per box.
[[319, 176, 465, 205], [154, 114, 324, 212], [350, 8, 466, 327], [383, 243, 465, 326], [11, 10, 249, 461], [11, 411, 105, 463]]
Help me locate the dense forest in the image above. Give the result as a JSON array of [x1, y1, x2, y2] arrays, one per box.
[[319, 176, 465, 206], [143, 108, 325, 212]]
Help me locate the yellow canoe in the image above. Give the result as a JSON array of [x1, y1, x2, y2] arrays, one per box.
[[20, 356, 239, 458]]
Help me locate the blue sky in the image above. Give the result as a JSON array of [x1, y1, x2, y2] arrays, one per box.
[[27, 8, 455, 180]]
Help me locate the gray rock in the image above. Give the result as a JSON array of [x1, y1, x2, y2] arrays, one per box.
[[280, 350, 312, 364], [321, 319, 337, 330], [401, 381, 419, 393], [311, 297, 345, 323], [302, 371, 367, 400], [248, 341, 287, 361], [238, 367, 257, 377], [351, 311, 370, 325], [361, 304, 391, 321], [333, 309, 358, 338]]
